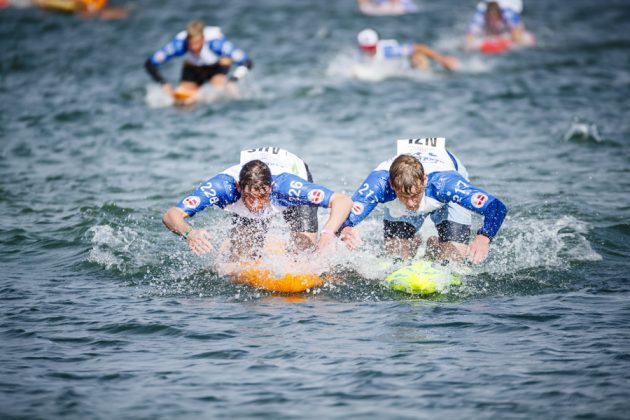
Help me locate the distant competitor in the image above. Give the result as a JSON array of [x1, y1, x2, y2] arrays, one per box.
[[357, 0, 418, 16], [162, 148, 352, 259], [357, 28, 459, 72], [145, 20, 253, 103], [32, 0, 129, 19], [340, 138, 508, 264], [465, 0, 534, 52]]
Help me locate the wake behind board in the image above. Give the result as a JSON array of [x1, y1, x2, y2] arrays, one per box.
[[385, 260, 461, 296], [233, 261, 325, 293]]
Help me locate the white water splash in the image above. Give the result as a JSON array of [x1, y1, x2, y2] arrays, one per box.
[[87, 224, 147, 272], [326, 50, 434, 82], [144, 84, 174, 109], [144, 81, 262, 109], [485, 215, 602, 275]]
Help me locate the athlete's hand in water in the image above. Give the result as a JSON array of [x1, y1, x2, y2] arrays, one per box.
[[186, 229, 214, 256], [162, 83, 174, 97], [317, 230, 337, 254], [467, 234, 490, 264], [442, 56, 460, 72], [225, 81, 240, 99], [340, 226, 362, 250]]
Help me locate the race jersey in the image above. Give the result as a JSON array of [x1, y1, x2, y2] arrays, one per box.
[[342, 149, 507, 239], [149, 26, 248, 68], [375, 39, 414, 60], [176, 149, 334, 220], [468, 0, 522, 36]]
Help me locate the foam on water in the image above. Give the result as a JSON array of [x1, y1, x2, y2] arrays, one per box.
[[84, 206, 601, 300], [483, 215, 602, 275], [144, 84, 174, 109], [325, 50, 436, 82], [144, 81, 262, 109]]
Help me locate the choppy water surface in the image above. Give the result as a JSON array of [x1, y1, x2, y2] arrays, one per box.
[[1, 0, 629, 418]]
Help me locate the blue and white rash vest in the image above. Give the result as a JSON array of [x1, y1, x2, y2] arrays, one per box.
[[149, 26, 249, 68], [359, 39, 414, 62], [176, 148, 334, 220], [341, 146, 507, 240]]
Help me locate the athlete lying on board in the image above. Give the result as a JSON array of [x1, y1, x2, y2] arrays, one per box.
[[357, 0, 418, 16], [162, 148, 352, 260], [339, 139, 508, 264], [145, 20, 253, 103], [465, 0, 532, 51]]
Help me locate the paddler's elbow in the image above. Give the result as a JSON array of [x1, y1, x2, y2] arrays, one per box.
[[331, 193, 353, 212]]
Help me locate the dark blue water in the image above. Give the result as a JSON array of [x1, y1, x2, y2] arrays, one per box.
[[1, 0, 629, 418]]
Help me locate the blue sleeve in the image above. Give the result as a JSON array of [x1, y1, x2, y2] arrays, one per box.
[[382, 43, 413, 59], [175, 174, 239, 217], [502, 8, 522, 29], [341, 170, 395, 229], [149, 35, 187, 66], [430, 172, 507, 239], [272, 173, 334, 208], [467, 3, 486, 35], [208, 37, 248, 65]]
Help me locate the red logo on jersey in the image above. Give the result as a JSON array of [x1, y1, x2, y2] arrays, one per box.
[[308, 189, 325, 204], [351, 202, 364, 215], [183, 196, 201, 209], [471, 193, 487, 208]]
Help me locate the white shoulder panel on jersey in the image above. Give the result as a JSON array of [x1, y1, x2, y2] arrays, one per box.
[[397, 137, 446, 155], [497, 0, 522, 13], [374, 138, 455, 174], [175, 30, 187, 41], [203, 26, 223, 40], [220, 164, 241, 180], [240, 148, 308, 178]]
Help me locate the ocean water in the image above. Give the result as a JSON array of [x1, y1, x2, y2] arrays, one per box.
[[1, 0, 629, 418]]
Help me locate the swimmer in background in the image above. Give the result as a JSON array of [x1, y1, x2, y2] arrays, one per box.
[[144, 20, 253, 103], [162, 148, 352, 260], [357, 28, 459, 72], [465, 0, 532, 49], [31, 0, 129, 19], [357, 0, 418, 16]]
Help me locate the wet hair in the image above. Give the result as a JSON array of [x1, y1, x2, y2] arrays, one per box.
[[239, 160, 272, 192], [389, 154, 425, 195], [186, 20, 204, 38], [485, 1, 501, 17]]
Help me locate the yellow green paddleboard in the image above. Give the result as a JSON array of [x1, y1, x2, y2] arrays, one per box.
[[385, 260, 462, 296]]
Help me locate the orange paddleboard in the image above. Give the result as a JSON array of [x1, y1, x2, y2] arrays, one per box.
[[234, 261, 325, 293], [173, 88, 195, 102]]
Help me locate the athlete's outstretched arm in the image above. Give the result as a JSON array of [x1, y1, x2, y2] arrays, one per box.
[[338, 169, 392, 250], [318, 193, 353, 250], [412, 44, 459, 71], [467, 198, 508, 263], [162, 207, 213, 256]]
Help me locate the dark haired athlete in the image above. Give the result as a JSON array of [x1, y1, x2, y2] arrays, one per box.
[[163, 148, 352, 258]]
